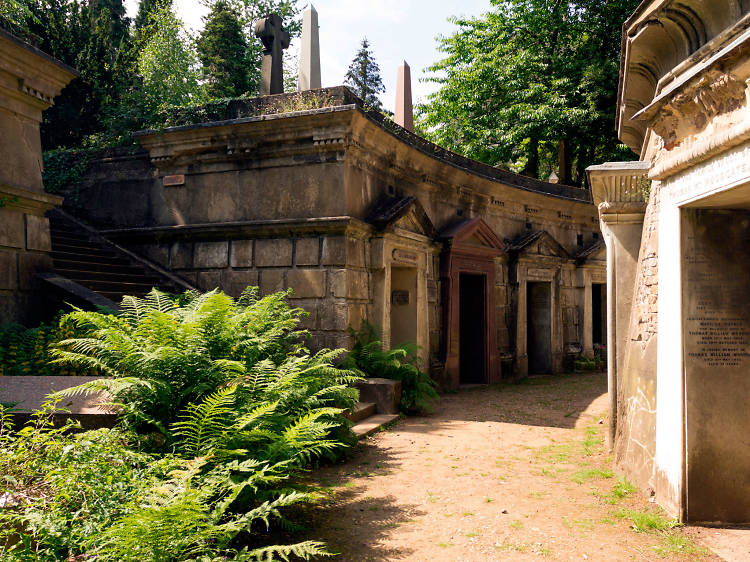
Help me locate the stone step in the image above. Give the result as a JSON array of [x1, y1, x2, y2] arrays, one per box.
[[52, 250, 132, 265], [52, 242, 119, 257], [55, 267, 159, 285], [344, 402, 376, 423], [351, 414, 400, 439], [52, 259, 148, 275]]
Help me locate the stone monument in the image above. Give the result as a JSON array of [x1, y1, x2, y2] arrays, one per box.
[[298, 4, 321, 91], [254, 14, 290, 95], [0, 29, 76, 324], [394, 60, 413, 131]]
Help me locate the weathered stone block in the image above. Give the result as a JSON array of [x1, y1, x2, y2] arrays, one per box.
[[25, 214, 51, 251], [197, 270, 222, 291], [170, 242, 193, 269], [194, 241, 229, 269], [354, 378, 402, 414], [330, 270, 368, 299], [144, 244, 169, 267], [347, 238, 365, 267], [260, 269, 285, 294], [329, 269, 348, 298], [294, 300, 318, 330], [319, 302, 348, 331], [0, 209, 24, 249], [256, 239, 292, 267], [321, 236, 346, 266], [230, 240, 254, 268], [287, 269, 325, 298], [295, 238, 320, 266], [0, 251, 17, 290], [17, 253, 51, 290], [223, 270, 259, 297]]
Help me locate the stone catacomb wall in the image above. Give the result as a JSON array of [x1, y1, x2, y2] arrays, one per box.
[[0, 30, 76, 324], [53, 90, 605, 388], [593, 0, 750, 523]]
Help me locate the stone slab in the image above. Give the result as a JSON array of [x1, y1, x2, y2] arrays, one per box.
[[24, 214, 51, 252], [0, 250, 17, 290], [194, 241, 229, 269], [287, 269, 325, 298], [260, 269, 285, 294], [0, 209, 24, 249], [0, 376, 112, 414], [256, 239, 292, 267], [354, 378, 402, 415], [352, 413, 400, 438], [230, 240, 254, 268], [295, 237, 320, 266]]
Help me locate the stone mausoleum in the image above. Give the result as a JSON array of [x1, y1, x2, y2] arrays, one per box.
[[1, 21, 607, 389], [589, 0, 750, 524]]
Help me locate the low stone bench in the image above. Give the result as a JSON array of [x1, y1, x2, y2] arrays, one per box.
[[0, 376, 116, 429]]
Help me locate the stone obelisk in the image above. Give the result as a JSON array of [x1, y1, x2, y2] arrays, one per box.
[[298, 4, 321, 91], [394, 60, 414, 131]]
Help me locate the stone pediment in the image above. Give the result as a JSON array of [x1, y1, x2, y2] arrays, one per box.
[[440, 217, 504, 257], [366, 196, 437, 238], [506, 230, 569, 260], [575, 239, 605, 264]]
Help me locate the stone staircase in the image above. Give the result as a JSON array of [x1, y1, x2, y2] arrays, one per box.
[[346, 379, 402, 438], [45, 210, 194, 307]]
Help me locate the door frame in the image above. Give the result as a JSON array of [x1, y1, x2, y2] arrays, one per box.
[[440, 218, 504, 389]]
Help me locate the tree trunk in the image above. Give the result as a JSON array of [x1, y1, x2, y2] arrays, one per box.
[[524, 138, 539, 179]]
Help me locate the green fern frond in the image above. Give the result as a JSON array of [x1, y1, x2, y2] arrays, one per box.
[[172, 386, 237, 456]]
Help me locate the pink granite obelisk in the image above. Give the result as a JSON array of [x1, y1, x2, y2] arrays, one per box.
[[394, 60, 414, 131]]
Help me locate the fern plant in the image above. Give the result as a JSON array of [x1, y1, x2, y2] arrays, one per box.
[[344, 322, 439, 413], [9, 287, 365, 560]]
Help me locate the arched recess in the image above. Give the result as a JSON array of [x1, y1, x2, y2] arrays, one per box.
[[618, 0, 750, 153]]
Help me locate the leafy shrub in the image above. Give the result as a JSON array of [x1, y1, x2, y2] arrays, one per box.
[[344, 322, 439, 413], [0, 316, 93, 377], [1, 288, 361, 560], [0, 397, 155, 560]]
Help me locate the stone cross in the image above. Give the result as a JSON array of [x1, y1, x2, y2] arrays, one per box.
[[254, 14, 290, 95], [298, 4, 321, 91], [395, 60, 414, 131]]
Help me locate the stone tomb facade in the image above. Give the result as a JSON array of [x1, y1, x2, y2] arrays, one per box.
[[589, 0, 750, 523], [0, 30, 75, 324], [52, 88, 605, 388]]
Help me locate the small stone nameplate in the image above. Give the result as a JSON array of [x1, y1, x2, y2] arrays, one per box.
[[163, 174, 186, 187], [392, 290, 410, 305], [392, 249, 418, 264]]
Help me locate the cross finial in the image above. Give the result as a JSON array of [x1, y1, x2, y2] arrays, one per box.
[[254, 14, 290, 95]]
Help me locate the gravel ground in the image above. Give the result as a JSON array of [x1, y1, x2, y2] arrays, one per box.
[[293, 373, 724, 561]]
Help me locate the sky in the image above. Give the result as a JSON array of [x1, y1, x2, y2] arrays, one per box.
[[122, 0, 492, 111]]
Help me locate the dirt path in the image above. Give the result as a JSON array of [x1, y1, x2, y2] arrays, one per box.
[[297, 373, 723, 561]]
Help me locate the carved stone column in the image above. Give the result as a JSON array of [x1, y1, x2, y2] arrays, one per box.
[[586, 161, 650, 448]]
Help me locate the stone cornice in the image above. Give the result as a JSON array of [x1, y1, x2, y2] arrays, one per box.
[[135, 105, 354, 174], [101, 216, 373, 243], [617, 1, 750, 153], [586, 161, 651, 211], [0, 182, 62, 214], [0, 30, 77, 113]]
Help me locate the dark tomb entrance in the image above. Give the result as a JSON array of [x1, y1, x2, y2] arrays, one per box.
[[459, 273, 487, 384], [527, 281, 552, 374], [592, 283, 605, 346], [440, 218, 504, 388]]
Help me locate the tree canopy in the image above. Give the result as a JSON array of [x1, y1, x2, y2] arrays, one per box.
[[197, 0, 251, 99], [345, 38, 385, 110], [418, 0, 640, 186], [1, 0, 301, 150]]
